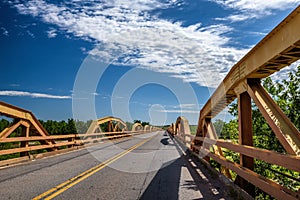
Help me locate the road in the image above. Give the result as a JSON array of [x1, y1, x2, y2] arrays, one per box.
[[0, 131, 234, 200]]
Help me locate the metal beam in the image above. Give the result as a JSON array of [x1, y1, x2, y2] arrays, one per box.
[[236, 92, 255, 197], [97, 116, 127, 131], [132, 123, 143, 131], [199, 6, 300, 120], [247, 80, 300, 155], [0, 101, 50, 138], [205, 119, 232, 179], [0, 101, 54, 147], [86, 116, 128, 134]]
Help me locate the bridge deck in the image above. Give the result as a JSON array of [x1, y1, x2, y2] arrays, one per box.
[[0, 131, 236, 200]]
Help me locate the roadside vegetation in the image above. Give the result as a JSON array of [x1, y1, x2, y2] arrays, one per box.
[[212, 66, 300, 199]]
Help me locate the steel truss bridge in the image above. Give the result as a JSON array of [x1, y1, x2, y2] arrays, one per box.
[[0, 5, 300, 200]]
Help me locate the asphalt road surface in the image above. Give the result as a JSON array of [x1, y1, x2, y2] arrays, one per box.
[[0, 131, 234, 200]]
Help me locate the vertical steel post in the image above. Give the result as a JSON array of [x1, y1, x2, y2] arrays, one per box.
[[236, 91, 255, 197], [108, 121, 112, 132], [202, 120, 210, 162], [20, 126, 29, 157]]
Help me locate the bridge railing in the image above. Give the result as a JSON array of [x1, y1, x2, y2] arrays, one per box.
[[171, 5, 300, 200], [0, 101, 160, 166], [0, 131, 146, 162], [172, 119, 300, 199]]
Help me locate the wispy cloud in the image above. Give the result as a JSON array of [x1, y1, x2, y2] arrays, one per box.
[[8, 0, 297, 88], [47, 28, 57, 38], [173, 104, 198, 109], [26, 30, 35, 38], [270, 60, 300, 83], [0, 90, 71, 99], [1, 27, 9, 36], [212, 0, 300, 22], [153, 103, 201, 114], [9, 84, 20, 87], [156, 109, 199, 114], [9, 0, 248, 88], [212, 0, 300, 11]]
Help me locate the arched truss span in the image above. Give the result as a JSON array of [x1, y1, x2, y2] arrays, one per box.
[[174, 116, 191, 136], [0, 101, 55, 154], [132, 123, 143, 131], [144, 125, 150, 131], [86, 116, 128, 134]]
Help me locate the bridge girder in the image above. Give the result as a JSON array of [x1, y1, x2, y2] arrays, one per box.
[[191, 6, 300, 198], [144, 125, 150, 131], [132, 123, 143, 131], [174, 116, 190, 136], [86, 116, 128, 134], [196, 5, 300, 155], [0, 101, 55, 154]]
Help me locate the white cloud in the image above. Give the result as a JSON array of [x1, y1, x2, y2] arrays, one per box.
[[270, 61, 300, 83], [1, 27, 9, 36], [156, 109, 199, 114], [80, 47, 87, 54], [212, 0, 300, 21], [9, 84, 20, 87], [216, 13, 257, 22], [8, 0, 251, 88], [0, 90, 71, 99], [47, 28, 57, 38], [173, 104, 198, 109], [212, 0, 300, 11], [152, 103, 201, 114], [88, 92, 98, 96], [26, 30, 35, 38]]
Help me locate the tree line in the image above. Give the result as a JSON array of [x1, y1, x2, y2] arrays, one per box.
[[0, 118, 150, 135]]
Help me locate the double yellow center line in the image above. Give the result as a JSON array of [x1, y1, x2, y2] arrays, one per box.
[[33, 134, 156, 200]]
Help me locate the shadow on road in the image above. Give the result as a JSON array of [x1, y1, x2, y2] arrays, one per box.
[[140, 136, 233, 200], [160, 138, 169, 145]]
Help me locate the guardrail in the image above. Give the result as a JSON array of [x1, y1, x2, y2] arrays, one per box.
[[172, 130, 300, 200], [0, 101, 161, 166], [0, 130, 149, 158], [170, 5, 300, 200]]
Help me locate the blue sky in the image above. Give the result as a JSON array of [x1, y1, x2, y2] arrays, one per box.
[[0, 0, 299, 125]]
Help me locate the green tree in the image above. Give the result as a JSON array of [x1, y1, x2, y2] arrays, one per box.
[[141, 121, 150, 126], [66, 119, 77, 134], [263, 66, 300, 129], [126, 122, 133, 131], [224, 66, 300, 199], [0, 119, 10, 132], [133, 120, 141, 124], [40, 119, 79, 135], [213, 119, 226, 137], [100, 122, 109, 132], [75, 120, 93, 133]]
